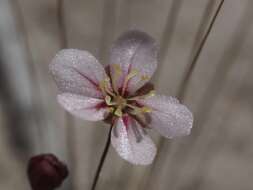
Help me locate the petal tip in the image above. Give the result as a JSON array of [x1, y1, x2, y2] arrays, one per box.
[[111, 118, 157, 165], [114, 29, 158, 50]]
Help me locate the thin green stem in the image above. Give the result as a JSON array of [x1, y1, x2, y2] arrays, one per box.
[[91, 125, 113, 190]]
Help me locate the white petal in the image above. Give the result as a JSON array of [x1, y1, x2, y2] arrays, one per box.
[[50, 49, 108, 98], [111, 116, 157, 165], [57, 93, 108, 121], [110, 30, 158, 94], [139, 95, 193, 138]]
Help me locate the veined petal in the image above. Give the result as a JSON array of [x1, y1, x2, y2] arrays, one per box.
[[57, 93, 108, 121], [111, 116, 157, 165], [50, 49, 108, 98], [139, 95, 193, 138], [110, 30, 158, 94]]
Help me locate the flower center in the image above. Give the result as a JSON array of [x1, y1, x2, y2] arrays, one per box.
[[115, 95, 127, 108], [100, 64, 155, 118], [113, 95, 127, 117], [104, 95, 127, 117]]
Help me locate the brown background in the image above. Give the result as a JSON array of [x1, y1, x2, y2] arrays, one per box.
[[0, 0, 253, 189]]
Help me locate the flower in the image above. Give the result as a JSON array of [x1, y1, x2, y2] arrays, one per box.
[[49, 30, 193, 165], [27, 154, 69, 190]]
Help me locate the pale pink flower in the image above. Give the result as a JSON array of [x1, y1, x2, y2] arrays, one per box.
[[49, 30, 193, 165]]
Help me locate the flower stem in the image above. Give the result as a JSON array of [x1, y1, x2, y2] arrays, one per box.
[[143, 1, 225, 189], [177, 0, 225, 100], [91, 125, 113, 190]]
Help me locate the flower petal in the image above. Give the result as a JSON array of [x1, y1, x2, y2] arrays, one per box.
[[57, 93, 108, 121], [139, 95, 193, 138], [50, 49, 108, 98], [110, 30, 158, 94], [111, 116, 157, 165]]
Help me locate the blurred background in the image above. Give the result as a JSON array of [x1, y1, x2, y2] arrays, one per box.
[[0, 0, 253, 189]]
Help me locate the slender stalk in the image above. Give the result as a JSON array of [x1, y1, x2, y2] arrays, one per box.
[[177, 0, 225, 100], [158, 0, 225, 157], [190, 0, 216, 53], [91, 125, 113, 190], [143, 1, 225, 189]]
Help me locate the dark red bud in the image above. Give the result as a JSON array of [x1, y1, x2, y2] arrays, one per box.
[[27, 154, 69, 190]]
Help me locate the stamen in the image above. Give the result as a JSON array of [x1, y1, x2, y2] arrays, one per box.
[[128, 90, 156, 101], [111, 64, 122, 94], [114, 106, 123, 117], [141, 106, 152, 113], [121, 69, 139, 95], [99, 80, 106, 96], [105, 95, 111, 105], [126, 104, 152, 114], [126, 69, 138, 80], [99, 77, 115, 97]]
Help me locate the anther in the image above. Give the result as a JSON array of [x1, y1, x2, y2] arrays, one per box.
[[114, 106, 123, 117], [128, 90, 156, 101], [111, 64, 122, 94], [122, 69, 139, 95]]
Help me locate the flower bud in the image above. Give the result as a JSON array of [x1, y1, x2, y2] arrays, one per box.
[[27, 154, 69, 190]]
